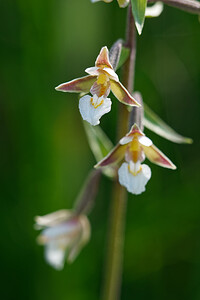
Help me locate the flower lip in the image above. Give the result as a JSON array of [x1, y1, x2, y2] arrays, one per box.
[[79, 94, 112, 126], [118, 161, 151, 195]]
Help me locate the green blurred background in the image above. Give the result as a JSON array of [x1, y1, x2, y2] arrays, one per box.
[[0, 0, 200, 299]]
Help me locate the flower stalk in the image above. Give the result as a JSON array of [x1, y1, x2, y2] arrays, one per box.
[[101, 4, 137, 300]]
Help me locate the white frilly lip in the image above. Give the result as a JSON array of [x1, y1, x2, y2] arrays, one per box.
[[79, 94, 112, 126], [45, 241, 67, 270], [118, 161, 151, 195]]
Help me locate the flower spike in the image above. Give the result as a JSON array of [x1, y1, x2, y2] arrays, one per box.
[[96, 123, 176, 194], [56, 46, 140, 126]]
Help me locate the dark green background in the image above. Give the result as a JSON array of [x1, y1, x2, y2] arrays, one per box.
[[0, 0, 200, 299]]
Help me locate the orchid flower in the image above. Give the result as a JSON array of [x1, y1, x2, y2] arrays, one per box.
[[55, 46, 140, 126], [91, 0, 129, 8], [35, 210, 90, 270], [96, 124, 176, 195]]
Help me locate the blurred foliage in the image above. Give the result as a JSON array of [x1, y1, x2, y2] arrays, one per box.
[[0, 0, 200, 299]]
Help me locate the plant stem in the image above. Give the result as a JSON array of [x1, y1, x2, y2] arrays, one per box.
[[148, 0, 200, 15], [101, 5, 137, 300]]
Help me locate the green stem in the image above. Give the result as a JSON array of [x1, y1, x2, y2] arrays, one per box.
[[101, 5, 137, 300]]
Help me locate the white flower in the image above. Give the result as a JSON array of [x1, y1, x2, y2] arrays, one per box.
[[118, 161, 151, 195], [35, 210, 90, 270], [56, 46, 140, 126], [79, 94, 111, 126], [96, 124, 176, 195]]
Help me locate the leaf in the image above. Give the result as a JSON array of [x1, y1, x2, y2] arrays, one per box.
[[145, 2, 164, 18], [143, 103, 193, 144], [83, 122, 116, 178], [116, 46, 130, 70], [131, 0, 147, 35]]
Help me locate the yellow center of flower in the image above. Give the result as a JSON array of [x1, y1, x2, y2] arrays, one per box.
[[128, 134, 142, 163], [90, 97, 104, 109], [97, 74, 108, 85], [128, 164, 142, 176]]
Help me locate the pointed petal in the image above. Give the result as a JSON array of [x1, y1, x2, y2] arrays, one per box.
[[95, 143, 127, 168], [95, 46, 113, 69], [143, 144, 176, 169], [117, 0, 130, 8], [127, 123, 144, 136], [110, 80, 140, 106], [67, 215, 91, 263], [109, 40, 123, 71], [35, 210, 70, 229], [55, 76, 96, 93]]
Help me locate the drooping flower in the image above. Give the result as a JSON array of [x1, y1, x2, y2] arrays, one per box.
[[56, 46, 140, 126], [35, 210, 90, 270], [91, 0, 129, 8], [95, 124, 176, 194]]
